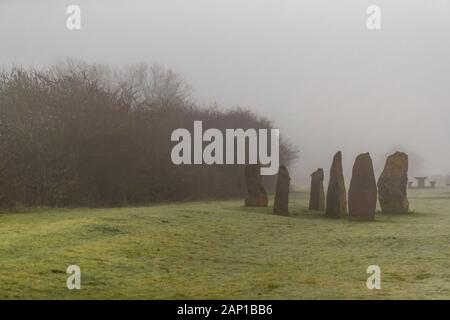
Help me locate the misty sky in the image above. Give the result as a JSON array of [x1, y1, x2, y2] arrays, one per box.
[[1, 0, 449, 185]]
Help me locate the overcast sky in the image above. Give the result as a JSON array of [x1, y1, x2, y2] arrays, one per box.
[[1, 0, 449, 184]]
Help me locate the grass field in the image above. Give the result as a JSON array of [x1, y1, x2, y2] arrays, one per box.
[[1, 187, 450, 299]]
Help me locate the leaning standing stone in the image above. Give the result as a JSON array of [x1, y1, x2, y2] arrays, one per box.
[[244, 164, 268, 207], [309, 168, 325, 211], [377, 152, 409, 214], [325, 151, 347, 218], [274, 165, 290, 215], [348, 153, 377, 221]]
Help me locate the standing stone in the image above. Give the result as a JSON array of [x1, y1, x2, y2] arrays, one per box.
[[348, 153, 377, 221], [274, 165, 290, 215], [377, 152, 409, 214], [244, 164, 268, 207], [325, 151, 347, 218], [309, 168, 325, 211]]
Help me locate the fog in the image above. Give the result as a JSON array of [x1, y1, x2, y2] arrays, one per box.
[[1, 0, 449, 185]]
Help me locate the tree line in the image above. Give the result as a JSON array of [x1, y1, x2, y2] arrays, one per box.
[[0, 61, 297, 207]]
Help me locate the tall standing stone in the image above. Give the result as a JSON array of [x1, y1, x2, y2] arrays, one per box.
[[325, 151, 347, 218], [273, 165, 290, 215], [348, 153, 377, 221], [309, 168, 325, 211], [377, 152, 409, 214], [244, 164, 268, 207]]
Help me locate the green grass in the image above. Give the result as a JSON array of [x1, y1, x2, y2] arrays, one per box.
[[1, 187, 450, 299]]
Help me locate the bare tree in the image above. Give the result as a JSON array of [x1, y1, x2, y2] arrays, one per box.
[[124, 63, 193, 108]]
